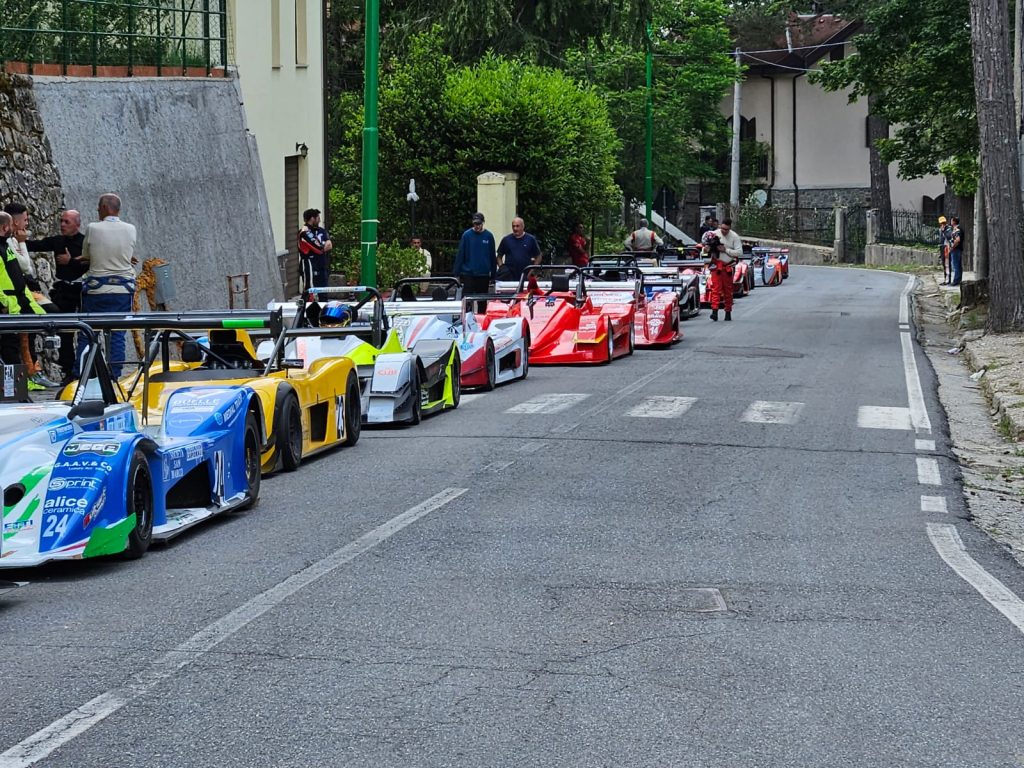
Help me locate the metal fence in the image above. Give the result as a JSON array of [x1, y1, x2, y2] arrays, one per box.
[[733, 206, 836, 247], [1, 0, 228, 76], [877, 208, 940, 247]]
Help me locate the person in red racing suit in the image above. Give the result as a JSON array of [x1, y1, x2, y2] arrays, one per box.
[[702, 230, 732, 321]]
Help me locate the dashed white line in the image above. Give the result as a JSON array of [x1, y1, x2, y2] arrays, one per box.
[[627, 396, 698, 419], [915, 439, 936, 451], [921, 495, 948, 513], [742, 401, 804, 425], [927, 523, 1024, 635], [506, 393, 590, 415], [901, 331, 932, 434], [917, 457, 941, 485], [0, 488, 469, 768], [857, 405, 912, 430]]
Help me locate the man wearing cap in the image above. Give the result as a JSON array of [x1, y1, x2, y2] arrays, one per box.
[[625, 218, 664, 252], [454, 212, 496, 295], [298, 208, 333, 292], [938, 215, 952, 285]]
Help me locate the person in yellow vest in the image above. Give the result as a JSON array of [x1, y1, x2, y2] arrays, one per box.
[[0, 212, 46, 378]]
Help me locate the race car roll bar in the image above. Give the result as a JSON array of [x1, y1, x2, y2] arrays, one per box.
[[297, 286, 386, 348], [392, 277, 462, 301]]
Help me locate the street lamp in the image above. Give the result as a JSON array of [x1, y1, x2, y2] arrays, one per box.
[[360, 0, 381, 286]]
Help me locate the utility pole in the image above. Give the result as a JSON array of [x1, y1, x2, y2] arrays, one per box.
[[729, 48, 742, 213], [359, 0, 380, 286], [644, 22, 654, 221]]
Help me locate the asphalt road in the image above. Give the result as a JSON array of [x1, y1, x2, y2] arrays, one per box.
[[3, 265, 1024, 767]]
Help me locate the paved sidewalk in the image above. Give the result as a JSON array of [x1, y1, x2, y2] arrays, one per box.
[[916, 270, 1024, 565]]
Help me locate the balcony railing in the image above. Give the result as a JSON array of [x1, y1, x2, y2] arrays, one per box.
[[1, 0, 228, 77]]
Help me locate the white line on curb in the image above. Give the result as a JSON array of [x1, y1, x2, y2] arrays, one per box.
[[917, 457, 941, 485], [0, 488, 469, 768], [901, 331, 932, 434], [927, 523, 1024, 635], [921, 495, 948, 513], [915, 439, 936, 451]]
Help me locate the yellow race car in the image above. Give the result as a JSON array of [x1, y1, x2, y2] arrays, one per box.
[[61, 310, 362, 474]]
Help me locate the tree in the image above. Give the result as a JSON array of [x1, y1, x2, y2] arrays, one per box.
[[969, 0, 1024, 330]]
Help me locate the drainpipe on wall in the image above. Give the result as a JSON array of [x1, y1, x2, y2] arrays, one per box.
[[321, 0, 330, 230], [763, 74, 776, 195], [792, 71, 802, 212]]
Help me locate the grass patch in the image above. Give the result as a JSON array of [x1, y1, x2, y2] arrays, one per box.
[[856, 263, 936, 274], [998, 414, 1017, 441]]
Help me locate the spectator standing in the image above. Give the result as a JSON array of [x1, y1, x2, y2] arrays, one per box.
[[567, 222, 589, 267], [453, 212, 496, 295], [497, 217, 542, 281], [699, 214, 716, 237], [27, 210, 86, 382], [949, 216, 964, 286], [76, 194, 138, 378], [411, 236, 432, 278], [298, 208, 332, 291], [625, 218, 664, 252], [938, 215, 952, 285], [3, 203, 38, 290], [0, 212, 48, 379]]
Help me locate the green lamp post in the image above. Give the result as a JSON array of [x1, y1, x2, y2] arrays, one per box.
[[360, 0, 381, 286]]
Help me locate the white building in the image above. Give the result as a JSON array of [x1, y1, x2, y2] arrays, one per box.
[[227, 0, 326, 293], [722, 15, 944, 215]]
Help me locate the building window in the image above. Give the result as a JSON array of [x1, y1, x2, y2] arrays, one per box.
[[296, 0, 308, 67], [271, 0, 281, 68]]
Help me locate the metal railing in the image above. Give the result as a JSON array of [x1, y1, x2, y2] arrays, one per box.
[[877, 208, 940, 247], [733, 206, 836, 247], [1, 0, 228, 76]]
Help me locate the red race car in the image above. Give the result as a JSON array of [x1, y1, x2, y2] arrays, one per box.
[[583, 265, 682, 347], [487, 266, 635, 364]]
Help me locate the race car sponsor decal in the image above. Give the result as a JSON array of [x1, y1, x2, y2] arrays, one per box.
[[212, 450, 225, 504], [48, 423, 75, 443], [3, 520, 33, 533], [54, 459, 115, 473], [83, 488, 106, 527], [64, 441, 120, 457], [100, 412, 134, 431], [48, 476, 99, 492], [335, 394, 345, 438]]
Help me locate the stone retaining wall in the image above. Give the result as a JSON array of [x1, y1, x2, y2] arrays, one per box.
[[865, 243, 937, 267], [747, 237, 835, 265]]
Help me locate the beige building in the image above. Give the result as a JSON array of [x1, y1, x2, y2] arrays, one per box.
[[722, 16, 944, 215], [227, 0, 326, 292]]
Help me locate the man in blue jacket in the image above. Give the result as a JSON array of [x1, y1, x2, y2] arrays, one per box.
[[454, 212, 496, 296]]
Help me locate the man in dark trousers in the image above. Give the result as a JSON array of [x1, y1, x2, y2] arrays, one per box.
[[298, 208, 333, 292], [454, 212, 496, 295], [27, 209, 86, 382], [949, 216, 964, 286]]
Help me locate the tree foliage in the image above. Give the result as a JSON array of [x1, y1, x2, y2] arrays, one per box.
[[812, 0, 978, 187], [330, 30, 621, 252]]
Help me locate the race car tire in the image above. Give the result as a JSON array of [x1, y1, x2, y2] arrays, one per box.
[[240, 411, 261, 510], [278, 394, 303, 471], [342, 371, 361, 447], [521, 328, 530, 380], [451, 353, 462, 408], [604, 318, 614, 364], [627, 321, 635, 356], [123, 449, 154, 560], [410, 366, 423, 426], [483, 340, 496, 391]]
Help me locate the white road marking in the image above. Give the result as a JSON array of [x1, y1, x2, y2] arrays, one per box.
[[0, 488, 469, 768], [857, 405, 912, 430], [915, 439, 936, 451], [549, 422, 578, 434], [900, 324, 909, 331], [515, 440, 546, 453], [921, 495, 949, 513], [927, 523, 1024, 635], [742, 401, 804, 425], [627, 396, 698, 419], [917, 457, 941, 485], [901, 331, 932, 434], [459, 393, 485, 404], [506, 393, 590, 415], [899, 275, 913, 325], [482, 460, 515, 472]]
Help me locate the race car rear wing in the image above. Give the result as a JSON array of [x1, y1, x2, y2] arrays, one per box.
[[292, 286, 386, 348], [392, 277, 462, 302]]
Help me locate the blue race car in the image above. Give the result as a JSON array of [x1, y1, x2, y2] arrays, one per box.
[[0, 313, 268, 568]]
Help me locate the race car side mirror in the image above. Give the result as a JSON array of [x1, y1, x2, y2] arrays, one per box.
[[68, 399, 106, 420]]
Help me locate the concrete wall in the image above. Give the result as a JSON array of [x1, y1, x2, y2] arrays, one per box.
[[228, 0, 325, 255], [30, 76, 281, 309], [865, 243, 936, 267], [748, 237, 835, 265]]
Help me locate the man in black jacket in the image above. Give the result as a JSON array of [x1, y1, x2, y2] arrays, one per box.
[[26, 210, 85, 381]]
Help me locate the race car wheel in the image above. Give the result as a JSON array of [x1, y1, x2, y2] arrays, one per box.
[[342, 371, 361, 447], [240, 411, 261, 510], [521, 328, 530, 380], [278, 394, 303, 472], [410, 366, 423, 426], [627, 321, 635, 356], [604, 318, 614, 364], [450, 353, 462, 408], [123, 450, 154, 560], [483, 340, 496, 391]]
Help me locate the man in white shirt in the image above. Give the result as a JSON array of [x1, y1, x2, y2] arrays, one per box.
[[708, 218, 743, 321], [625, 218, 664, 252], [76, 193, 138, 377]]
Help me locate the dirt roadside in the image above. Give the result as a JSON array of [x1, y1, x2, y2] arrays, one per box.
[[915, 271, 1024, 566]]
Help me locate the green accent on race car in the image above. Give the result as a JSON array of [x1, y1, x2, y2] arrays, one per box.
[[83, 514, 135, 558], [221, 319, 267, 329], [342, 339, 380, 367], [3, 466, 49, 541], [380, 328, 406, 355]]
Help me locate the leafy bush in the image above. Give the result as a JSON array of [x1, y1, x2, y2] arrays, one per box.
[[331, 242, 427, 289]]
